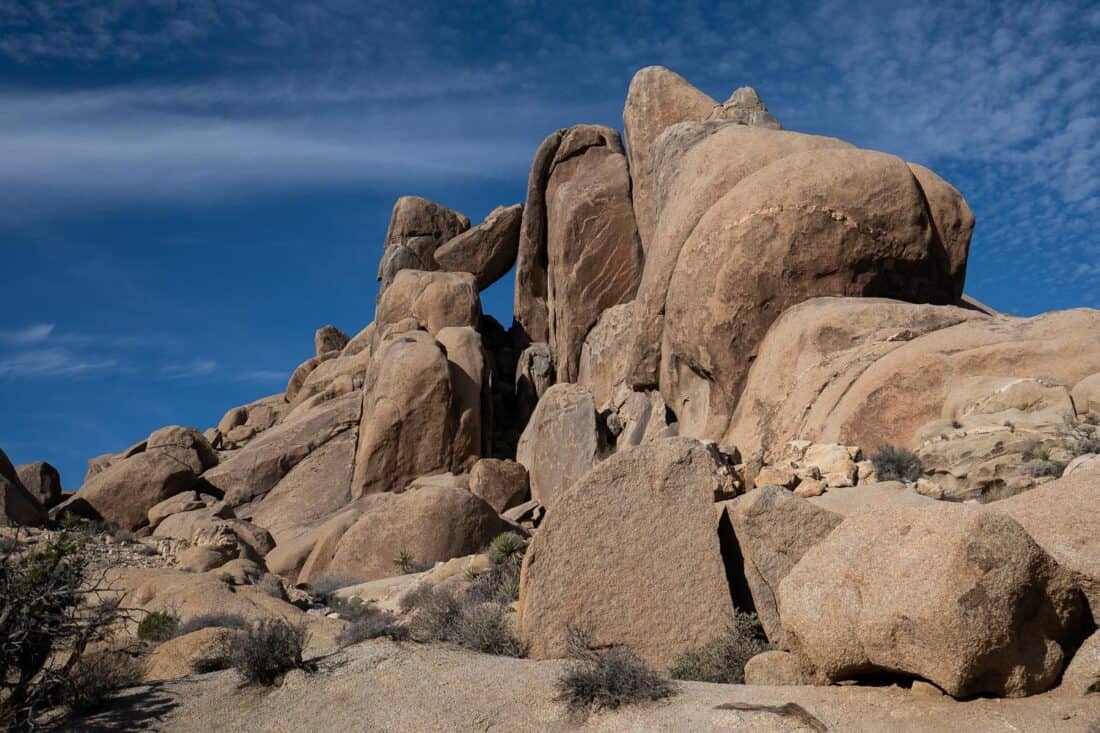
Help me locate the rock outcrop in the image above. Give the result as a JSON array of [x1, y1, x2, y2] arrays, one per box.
[[728, 298, 1100, 467], [519, 438, 734, 667]]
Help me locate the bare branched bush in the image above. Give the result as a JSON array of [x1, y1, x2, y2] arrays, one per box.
[[224, 618, 311, 686], [555, 626, 675, 713], [0, 534, 131, 729], [335, 606, 406, 647], [403, 584, 523, 656], [62, 650, 143, 715]]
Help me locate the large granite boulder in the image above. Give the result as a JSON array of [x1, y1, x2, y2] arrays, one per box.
[[377, 196, 469, 292], [723, 486, 842, 646], [0, 449, 47, 526], [375, 270, 481, 338], [661, 146, 966, 441], [577, 302, 636, 411], [15, 460, 62, 508], [64, 426, 216, 530], [626, 123, 854, 391], [778, 504, 1088, 697], [519, 438, 734, 667], [434, 204, 522, 290], [352, 330, 454, 497], [286, 351, 340, 403], [988, 462, 1100, 623], [513, 125, 642, 378], [515, 384, 601, 510], [727, 298, 1100, 466], [706, 86, 782, 127], [302, 477, 502, 583]]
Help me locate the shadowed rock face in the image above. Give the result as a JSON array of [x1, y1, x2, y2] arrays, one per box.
[[1, 449, 47, 527]]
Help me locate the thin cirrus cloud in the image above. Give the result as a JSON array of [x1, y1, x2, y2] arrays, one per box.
[[161, 359, 218, 380], [0, 80, 546, 212]]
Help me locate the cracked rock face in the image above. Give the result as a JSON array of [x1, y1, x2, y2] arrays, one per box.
[[514, 124, 642, 380]]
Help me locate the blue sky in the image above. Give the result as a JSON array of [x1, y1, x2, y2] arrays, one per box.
[[1, 0, 1097, 488]]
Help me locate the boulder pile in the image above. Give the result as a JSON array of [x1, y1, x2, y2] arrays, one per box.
[[7, 66, 1099, 701]]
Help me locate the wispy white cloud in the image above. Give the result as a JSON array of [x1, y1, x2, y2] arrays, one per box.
[[161, 359, 217, 380], [0, 323, 55, 345], [238, 369, 287, 383], [0, 348, 116, 378]]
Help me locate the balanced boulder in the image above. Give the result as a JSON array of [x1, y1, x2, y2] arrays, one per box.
[[377, 196, 469, 292], [777, 504, 1087, 697], [314, 325, 350, 356], [434, 204, 522, 290]]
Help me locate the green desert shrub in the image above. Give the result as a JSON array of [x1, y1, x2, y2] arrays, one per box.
[[668, 611, 772, 683], [555, 626, 675, 713], [224, 618, 311, 686], [136, 610, 179, 642], [468, 532, 529, 604], [870, 445, 924, 482]]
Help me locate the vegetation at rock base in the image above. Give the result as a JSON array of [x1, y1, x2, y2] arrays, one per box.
[[870, 445, 924, 482], [555, 626, 676, 713], [669, 611, 773, 684]]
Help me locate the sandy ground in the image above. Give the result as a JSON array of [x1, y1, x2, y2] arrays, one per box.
[[65, 639, 1100, 732]]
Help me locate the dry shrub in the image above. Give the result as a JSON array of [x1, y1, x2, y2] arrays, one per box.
[[555, 627, 675, 713], [224, 618, 310, 686], [668, 611, 772, 683]]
